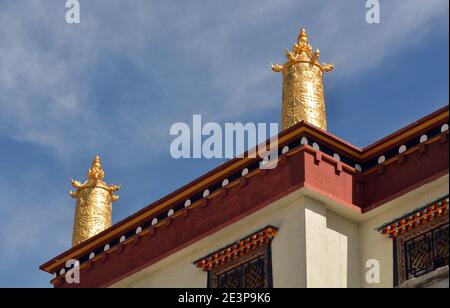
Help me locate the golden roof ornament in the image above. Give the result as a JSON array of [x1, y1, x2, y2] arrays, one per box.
[[70, 156, 120, 247], [272, 28, 333, 131]]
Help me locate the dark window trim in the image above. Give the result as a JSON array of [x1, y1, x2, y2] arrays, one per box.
[[393, 237, 399, 287]]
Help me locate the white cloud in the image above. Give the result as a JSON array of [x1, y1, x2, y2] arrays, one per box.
[[0, 0, 447, 287], [0, 0, 447, 160]]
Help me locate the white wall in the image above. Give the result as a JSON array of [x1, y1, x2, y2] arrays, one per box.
[[359, 175, 449, 288], [111, 175, 448, 288], [302, 197, 360, 288], [112, 191, 308, 288]]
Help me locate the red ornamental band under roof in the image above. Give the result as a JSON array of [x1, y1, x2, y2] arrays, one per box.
[[378, 196, 449, 238], [40, 105, 449, 288]]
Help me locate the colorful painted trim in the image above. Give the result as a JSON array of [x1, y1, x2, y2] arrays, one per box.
[[377, 196, 449, 238], [40, 106, 448, 277], [194, 226, 278, 271]]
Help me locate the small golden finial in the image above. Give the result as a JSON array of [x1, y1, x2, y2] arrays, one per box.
[[70, 155, 120, 247], [87, 155, 105, 180], [295, 28, 312, 54], [272, 28, 334, 131]]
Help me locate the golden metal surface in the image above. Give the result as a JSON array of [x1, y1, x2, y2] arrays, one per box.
[[273, 29, 333, 131], [70, 156, 120, 247]]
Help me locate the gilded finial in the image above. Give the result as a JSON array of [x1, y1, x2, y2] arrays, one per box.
[[295, 28, 312, 54], [273, 28, 333, 73], [272, 28, 333, 131], [88, 155, 105, 180], [70, 155, 120, 247]]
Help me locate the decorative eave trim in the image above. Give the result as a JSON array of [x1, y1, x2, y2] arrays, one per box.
[[377, 196, 449, 238], [40, 106, 448, 275], [194, 226, 278, 272]]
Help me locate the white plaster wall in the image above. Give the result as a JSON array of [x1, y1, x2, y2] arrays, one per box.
[[326, 210, 360, 288], [303, 197, 360, 288], [359, 175, 449, 288], [303, 198, 328, 288], [112, 191, 308, 288], [110, 175, 448, 288], [112, 192, 360, 288]]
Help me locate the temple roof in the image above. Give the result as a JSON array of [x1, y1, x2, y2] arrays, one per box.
[[40, 105, 449, 287]]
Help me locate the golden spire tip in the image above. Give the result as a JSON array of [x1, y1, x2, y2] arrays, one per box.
[[88, 155, 104, 180], [298, 28, 308, 41]]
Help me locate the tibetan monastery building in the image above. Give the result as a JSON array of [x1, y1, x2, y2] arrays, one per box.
[[40, 29, 449, 288]]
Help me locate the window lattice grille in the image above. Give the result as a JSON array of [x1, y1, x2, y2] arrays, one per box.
[[404, 223, 449, 280], [216, 255, 267, 288], [209, 247, 272, 288]]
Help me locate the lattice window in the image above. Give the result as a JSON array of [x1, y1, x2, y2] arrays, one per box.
[[195, 227, 277, 289], [194, 226, 278, 289], [244, 257, 266, 288], [404, 224, 449, 279], [395, 216, 449, 285], [210, 247, 272, 288]]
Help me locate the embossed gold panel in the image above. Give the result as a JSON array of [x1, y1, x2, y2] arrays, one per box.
[[273, 29, 333, 131], [70, 156, 120, 247]]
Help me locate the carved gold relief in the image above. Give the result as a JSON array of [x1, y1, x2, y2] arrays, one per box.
[[70, 156, 120, 247], [272, 29, 333, 130]]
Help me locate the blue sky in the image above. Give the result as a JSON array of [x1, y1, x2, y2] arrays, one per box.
[[0, 0, 448, 287]]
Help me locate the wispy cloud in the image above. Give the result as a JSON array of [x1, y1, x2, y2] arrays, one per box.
[[0, 0, 447, 159], [0, 166, 72, 287], [0, 0, 448, 287]]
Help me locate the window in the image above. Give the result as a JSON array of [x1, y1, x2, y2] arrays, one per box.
[[210, 246, 272, 288], [194, 226, 277, 289], [395, 215, 449, 286], [378, 196, 449, 286]]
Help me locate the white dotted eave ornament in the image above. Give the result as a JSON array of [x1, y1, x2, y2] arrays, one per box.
[[333, 153, 341, 161], [241, 168, 249, 176], [222, 179, 229, 187], [420, 134, 428, 143], [399, 145, 407, 154]]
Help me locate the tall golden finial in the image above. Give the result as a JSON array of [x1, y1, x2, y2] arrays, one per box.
[[70, 156, 120, 247], [272, 28, 333, 130]]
